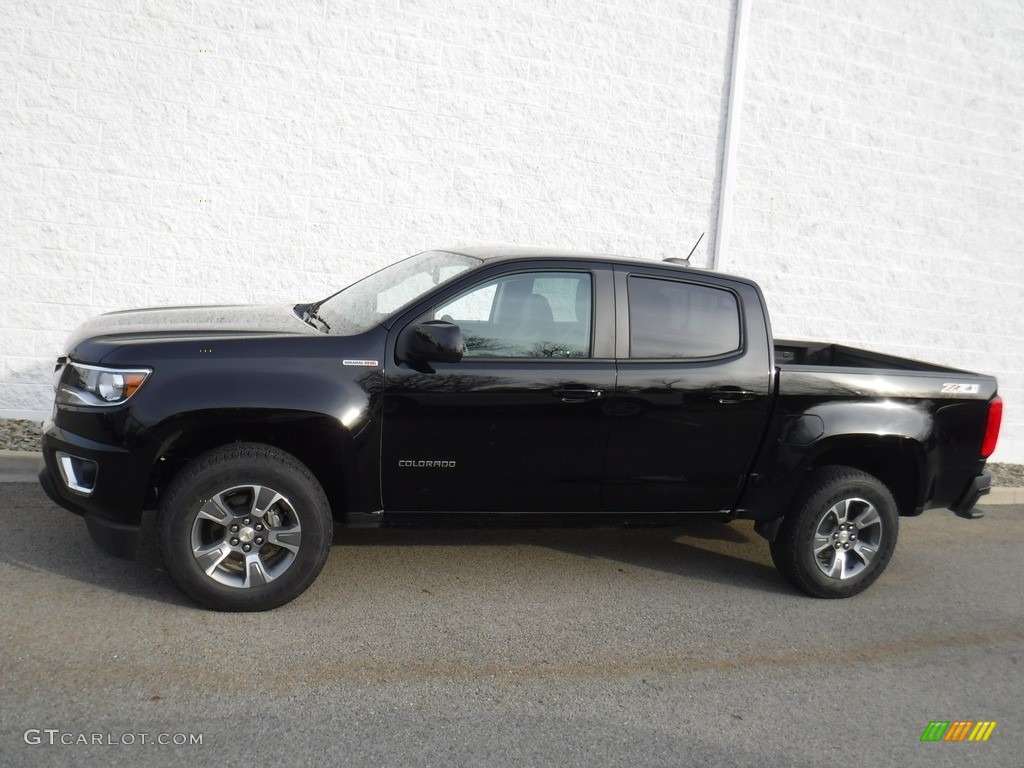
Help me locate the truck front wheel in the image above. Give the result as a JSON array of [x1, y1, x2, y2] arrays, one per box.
[[158, 443, 333, 611], [770, 466, 898, 598]]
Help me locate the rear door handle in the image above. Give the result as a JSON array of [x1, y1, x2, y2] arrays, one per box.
[[711, 388, 757, 404], [553, 388, 604, 403]]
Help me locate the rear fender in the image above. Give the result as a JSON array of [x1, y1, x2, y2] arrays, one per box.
[[737, 400, 930, 521]]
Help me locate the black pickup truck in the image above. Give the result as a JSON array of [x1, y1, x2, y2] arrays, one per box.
[[39, 247, 1003, 610]]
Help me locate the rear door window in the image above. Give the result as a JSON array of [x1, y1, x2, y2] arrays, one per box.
[[628, 276, 741, 359]]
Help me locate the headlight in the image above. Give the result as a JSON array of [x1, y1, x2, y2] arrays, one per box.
[[56, 363, 152, 407]]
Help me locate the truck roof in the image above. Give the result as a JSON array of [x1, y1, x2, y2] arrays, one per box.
[[436, 245, 762, 288], [439, 245, 686, 266]]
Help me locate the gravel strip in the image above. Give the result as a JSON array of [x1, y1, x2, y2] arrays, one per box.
[[2, 418, 1022, 486], [0, 418, 42, 452], [989, 462, 1024, 487]]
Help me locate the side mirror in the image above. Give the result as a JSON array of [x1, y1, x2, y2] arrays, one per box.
[[396, 320, 464, 372]]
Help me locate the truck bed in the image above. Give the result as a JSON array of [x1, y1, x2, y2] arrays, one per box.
[[774, 340, 971, 374]]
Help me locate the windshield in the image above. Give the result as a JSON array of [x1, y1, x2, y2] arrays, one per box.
[[311, 250, 481, 335]]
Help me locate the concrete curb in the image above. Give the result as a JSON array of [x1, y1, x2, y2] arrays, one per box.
[[1, 449, 1022, 505], [0, 450, 42, 483], [983, 487, 1024, 506]]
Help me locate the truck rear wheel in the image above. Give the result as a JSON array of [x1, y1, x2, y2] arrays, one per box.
[[770, 466, 898, 598], [158, 443, 333, 611]]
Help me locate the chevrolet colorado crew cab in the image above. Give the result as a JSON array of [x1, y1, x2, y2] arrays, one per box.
[[39, 247, 1003, 611]]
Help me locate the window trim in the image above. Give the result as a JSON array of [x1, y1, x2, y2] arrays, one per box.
[[620, 272, 747, 363]]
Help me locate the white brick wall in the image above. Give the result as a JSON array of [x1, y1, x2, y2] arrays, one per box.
[[1, 0, 1021, 462], [0, 0, 732, 411], [725, 0, 1024, 462]]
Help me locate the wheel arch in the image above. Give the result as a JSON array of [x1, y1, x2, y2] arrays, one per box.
[[145, 410, 361, 522], [749, 434, 926, 541], [805, 436, 925, 517]]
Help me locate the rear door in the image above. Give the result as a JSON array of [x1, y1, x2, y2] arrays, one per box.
[[602, 267, 773, 512], [381, 262, 616, 513]]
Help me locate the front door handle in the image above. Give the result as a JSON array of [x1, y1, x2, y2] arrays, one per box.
[[554, 388, 604, 403], [711, 388, 757, 404]]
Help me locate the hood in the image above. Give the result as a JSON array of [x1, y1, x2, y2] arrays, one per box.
[[65, 304, 318, 350]]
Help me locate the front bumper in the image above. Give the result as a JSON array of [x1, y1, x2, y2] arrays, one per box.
[[38, 466, 140, 558], [39, 419, 153, 559]]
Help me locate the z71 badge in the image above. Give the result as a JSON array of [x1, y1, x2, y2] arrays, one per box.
[[941, 383, 980, 394]]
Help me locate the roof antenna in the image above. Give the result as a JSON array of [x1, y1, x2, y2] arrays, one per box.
[[663, 232, 704, 266]]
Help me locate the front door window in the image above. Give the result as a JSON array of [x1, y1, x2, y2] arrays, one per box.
[[430, 272, 593, 359]]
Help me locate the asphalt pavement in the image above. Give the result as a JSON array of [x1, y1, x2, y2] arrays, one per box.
[[0, 479, 1021, 768]]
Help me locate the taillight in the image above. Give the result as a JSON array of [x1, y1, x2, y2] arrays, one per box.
[[981, 396, 1002, 458]]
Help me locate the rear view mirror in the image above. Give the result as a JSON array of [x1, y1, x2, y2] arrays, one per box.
[[396, 321, 464, 372]]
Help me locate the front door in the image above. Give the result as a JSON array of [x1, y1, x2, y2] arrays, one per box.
[[381, 265, 616, 513]]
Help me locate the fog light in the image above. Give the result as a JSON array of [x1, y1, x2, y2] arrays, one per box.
[[56, 452, 98, 496]]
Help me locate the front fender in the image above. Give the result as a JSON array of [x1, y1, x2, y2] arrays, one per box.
[[148, 407, 380, 519]]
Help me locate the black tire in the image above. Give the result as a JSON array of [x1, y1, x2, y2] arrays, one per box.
[[158, 443, 333, 611], [770, 466, 898, 598]]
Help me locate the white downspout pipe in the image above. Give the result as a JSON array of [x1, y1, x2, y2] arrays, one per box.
[[712, 0, 752, 272]]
